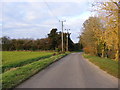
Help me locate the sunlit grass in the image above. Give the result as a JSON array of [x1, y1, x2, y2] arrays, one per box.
[[83, 54, 118, 78], [2, 53, 68, 89], [2, 51, 55, 72]]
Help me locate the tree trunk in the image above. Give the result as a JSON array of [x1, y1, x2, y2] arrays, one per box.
[[101, 49, 104, 58]]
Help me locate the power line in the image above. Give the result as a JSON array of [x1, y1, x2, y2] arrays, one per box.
[[43, 0, 67, 52], [43, 0, 59, 21]]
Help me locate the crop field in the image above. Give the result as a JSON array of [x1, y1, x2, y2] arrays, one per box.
[[2, 51, 69, 89], [2, 51, 54, 72]]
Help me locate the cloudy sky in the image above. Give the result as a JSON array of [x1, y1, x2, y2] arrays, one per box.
[[0, 0, 96, 43]]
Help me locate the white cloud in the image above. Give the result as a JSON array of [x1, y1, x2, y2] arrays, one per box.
[[2, 26, 50, 39], [2, 0, 88, 3], [0, 2, 2, 22], [24, 12, 37, 21], [1, 0, 111, 3], [2, 1, 94, 43]]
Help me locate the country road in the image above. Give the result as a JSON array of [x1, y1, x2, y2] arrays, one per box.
[[16, 53, 118, 88]]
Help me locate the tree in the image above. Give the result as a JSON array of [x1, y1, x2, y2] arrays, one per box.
[[94, 0, 119, 60], [80, 17, 104, 56], [1, 36, 12, 51], [80, 0, 119, 60], [1, 28, 75, 51], [48, 28, 59, 50]]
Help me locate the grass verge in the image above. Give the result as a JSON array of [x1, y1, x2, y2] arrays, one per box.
[[83, 54, 118, 78], [2, 51, 54, 73], [2, 53, 69, 90], [2, 54, 53, 73]]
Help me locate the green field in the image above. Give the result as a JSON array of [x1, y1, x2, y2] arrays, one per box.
[[2, 51, 54, 72], [2, 51, 69, 89], [83, 54, 118, 78]]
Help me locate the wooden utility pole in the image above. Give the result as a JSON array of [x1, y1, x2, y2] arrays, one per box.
[[65, 29, 70, 51], [59, 20, 66, 52]]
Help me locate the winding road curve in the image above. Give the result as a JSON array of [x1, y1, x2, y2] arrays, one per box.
[[16, 53, 118, 88]]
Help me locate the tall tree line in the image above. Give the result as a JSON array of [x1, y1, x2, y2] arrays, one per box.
[[1, 28, 78, 51], [80, 0, 120, 60]]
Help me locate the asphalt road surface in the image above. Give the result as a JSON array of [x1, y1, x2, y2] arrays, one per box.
[[16, 53, 118, 88]]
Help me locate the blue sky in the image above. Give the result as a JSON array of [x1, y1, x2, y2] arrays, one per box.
[[1, 0, 95, 43]]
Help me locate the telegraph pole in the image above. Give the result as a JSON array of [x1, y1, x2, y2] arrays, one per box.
[[59, 20, 66, 52], [65, 29, 70, 51]]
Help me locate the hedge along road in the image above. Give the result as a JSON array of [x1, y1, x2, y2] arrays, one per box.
[[16, 53, 118, 88]]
